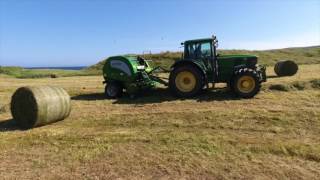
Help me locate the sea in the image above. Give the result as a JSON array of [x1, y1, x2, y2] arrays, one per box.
[[24, 66, 87, 70]]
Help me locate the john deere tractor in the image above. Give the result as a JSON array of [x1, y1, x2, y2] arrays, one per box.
[[169, 35, 266, 98], [102, 35, 266, 98]]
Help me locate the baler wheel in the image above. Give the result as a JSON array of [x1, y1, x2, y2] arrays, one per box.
[[105, 82, 123, 99]]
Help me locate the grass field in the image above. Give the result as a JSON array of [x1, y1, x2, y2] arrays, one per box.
[[0, 64, 320, 179]]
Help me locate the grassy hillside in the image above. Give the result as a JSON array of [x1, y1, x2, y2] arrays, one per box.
[[0, 66, 99, 79], [1, 46, 319, 78], [0, 64, 319, 179], [87, 46, 320, 70]]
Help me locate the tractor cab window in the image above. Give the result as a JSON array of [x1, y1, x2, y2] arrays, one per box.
[[185, 42, 212, 59], [200, 42, 212, 58]]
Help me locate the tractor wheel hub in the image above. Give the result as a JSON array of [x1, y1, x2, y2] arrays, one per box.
[[242, 81, 250, 88], [183, 78, 191, 84], [175, 71, 196, 93]]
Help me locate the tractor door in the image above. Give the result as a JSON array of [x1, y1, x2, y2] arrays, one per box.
[[184, 42, 214, 72], [184, 41, 215, 82]]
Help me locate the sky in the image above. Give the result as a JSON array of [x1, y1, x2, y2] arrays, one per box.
[[0, 0, 319, 67]]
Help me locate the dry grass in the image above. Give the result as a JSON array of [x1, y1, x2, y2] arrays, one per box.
[[0, 64, 319, 179]]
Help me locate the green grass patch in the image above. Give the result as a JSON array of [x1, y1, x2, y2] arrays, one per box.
[[247, 143, 320, 162], [0, 66, 100, 78], [310, 79, 320, 89], [269, 79, 320, 91]]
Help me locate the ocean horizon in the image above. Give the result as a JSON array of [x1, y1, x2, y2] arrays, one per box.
[[24, 66, 87, 70]]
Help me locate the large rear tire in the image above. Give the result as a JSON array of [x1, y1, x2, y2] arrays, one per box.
[[169, 65, 203, 98], [232, 69, 261, 98], [105, 82, 123, 99]]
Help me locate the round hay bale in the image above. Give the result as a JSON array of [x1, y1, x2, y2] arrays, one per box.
[[10, 86, 71, 129], [274, 60, 298, 76]]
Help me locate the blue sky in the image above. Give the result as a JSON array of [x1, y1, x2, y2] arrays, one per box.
[[0, 0, 319, 67]]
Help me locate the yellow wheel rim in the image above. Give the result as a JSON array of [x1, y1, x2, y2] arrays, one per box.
[[237, 76, 256, 93], [175, 71, 196, 93]]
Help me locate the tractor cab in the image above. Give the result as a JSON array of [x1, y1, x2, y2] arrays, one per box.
[[179, 36, 219, 83], [183, 37, 217, 60]]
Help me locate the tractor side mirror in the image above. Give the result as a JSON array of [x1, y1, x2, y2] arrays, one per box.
[[213, 39, 218, 48]]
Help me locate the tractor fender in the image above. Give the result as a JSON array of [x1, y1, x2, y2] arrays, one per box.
[[170, 60, 207, 83], [171, 60, 206, 74]]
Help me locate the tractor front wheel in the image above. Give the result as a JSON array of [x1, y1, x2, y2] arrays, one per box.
[[169, 65, 203, 98], [232, 69, 261, 98], [105, 82, 123, 99]]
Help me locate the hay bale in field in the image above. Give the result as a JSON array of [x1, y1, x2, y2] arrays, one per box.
[[274, 60, 298, 76], [10, 86, 71, 129]]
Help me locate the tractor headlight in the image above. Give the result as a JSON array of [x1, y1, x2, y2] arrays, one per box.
[[137, 65, 145, 70]]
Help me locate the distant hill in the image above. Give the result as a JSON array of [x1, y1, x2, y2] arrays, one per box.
[[2, 46, 318, 78], [0, 66, 98, 78], [87, 46, 320, 71]]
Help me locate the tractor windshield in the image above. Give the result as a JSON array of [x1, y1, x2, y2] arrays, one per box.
[[185, 42, 212, 59]]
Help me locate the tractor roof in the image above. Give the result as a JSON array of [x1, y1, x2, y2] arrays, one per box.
[[183, 38, 213, 44]]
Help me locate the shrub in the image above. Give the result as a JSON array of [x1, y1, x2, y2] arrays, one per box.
[[310, 79, 320, 89], [292, 81, 306, 90], [269, 84, 290, 91]]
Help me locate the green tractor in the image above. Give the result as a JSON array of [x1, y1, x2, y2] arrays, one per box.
[[169, 35, 266, 98], [102, 35, 266, 98]]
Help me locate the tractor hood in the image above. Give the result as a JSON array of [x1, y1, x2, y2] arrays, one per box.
[[217, 54, 258, 67]]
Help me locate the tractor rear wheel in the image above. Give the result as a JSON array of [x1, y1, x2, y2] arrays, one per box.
[[105, 82, 123, 99], [169, 65, 203, 98], [232, 69, 260, 98]]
